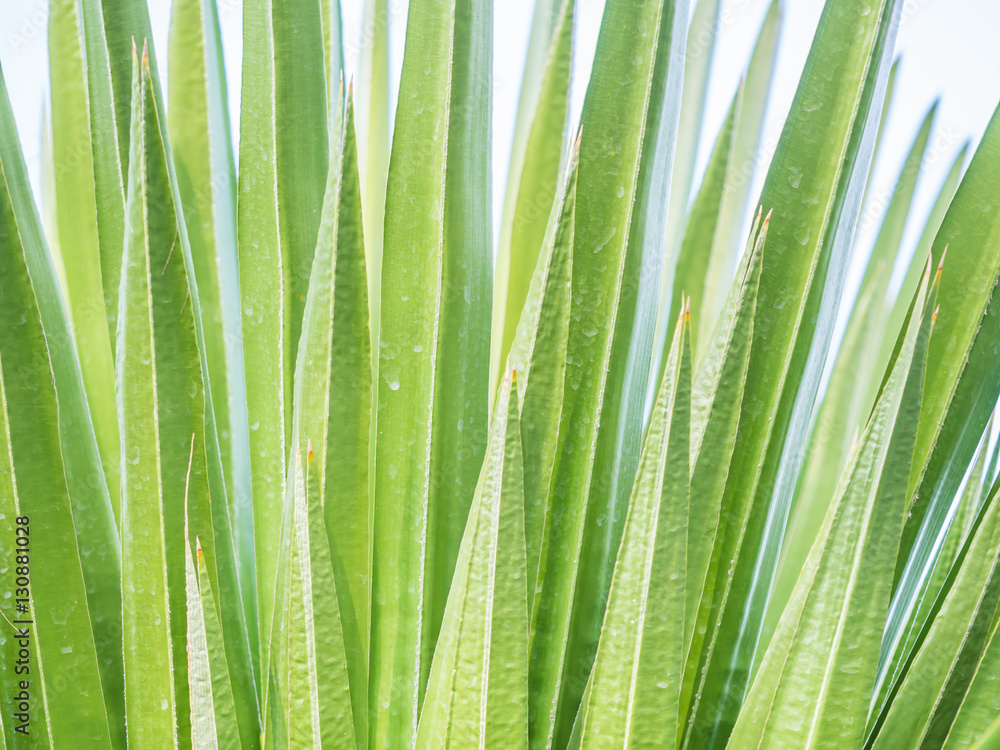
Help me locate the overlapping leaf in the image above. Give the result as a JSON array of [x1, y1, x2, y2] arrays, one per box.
[[0, 67, 116, 750], [238, 0, 331, 659], [571, 310, 691, 748], [286, 93, 371, 744], [263, 447, 356, 749], [765, 104, 937, 654], [0, 56, 124, 749], [728, 261, 933, 749], [48, 0, 126, 521], [414, 370, 529, 750], [369, 0, 493, 745], [685, 2, 902, 744], [530, 1, 690, 745], [491, 0, 575, 395], [117, 51, 257, 750], [872, 477, 1000, 748]]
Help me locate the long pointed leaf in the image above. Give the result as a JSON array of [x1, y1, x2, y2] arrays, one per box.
[[529, 0, 689, 745], [0, 57, 124, 749], [685, 1, 902, 743], [369, 0, 493, 744], [728, 261, 933, 749], [119, 50, 258, 750], [48, 0, 126, 523], [698, 0, 782, 344], [573, 310, 691, 747], [237, 0, 330, 664], [506, 143, 577, 604], [491, 0, 575, 395], [290, 93, 371, 744], [414, 370, 529, 749]]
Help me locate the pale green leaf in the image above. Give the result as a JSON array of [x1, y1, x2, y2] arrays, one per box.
[[492, 0, 574, 395], [356, 0, 391, 356], [680, 212, 766, 731], [944, 615, 1000, 747], [117, 54, 183, 748], [369, 0, 493, 745], [727, 259, 933, 750], [118, 51, 258, 749], [685, 1, 901, 743], [238, 0, 330, 667], [506, 143, 577, 603], [669, 95, 736, 357], [574, 311, 690, 748], [48, 0, 126, 523], [264, 447, 357, 749], [765, 103, 937, 659], [0, 89, 117, 750], [884, 103, 1000, 706], [654, 0, 721, 349], [290, 93, 371, 744], [698, 0, 782, 345], [414, 370, 529, 750], [879, 143, 967, 374], [0, 56, 124, 749], [530, 0, 690, 745], [873, 481, 1000, 749], [167, 0, 255, 665]]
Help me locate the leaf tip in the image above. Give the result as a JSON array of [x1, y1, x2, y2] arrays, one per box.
[[936, 244, 948, 280]]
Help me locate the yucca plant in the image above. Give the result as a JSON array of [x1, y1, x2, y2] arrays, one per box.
[[1, 0, 1000, 746]]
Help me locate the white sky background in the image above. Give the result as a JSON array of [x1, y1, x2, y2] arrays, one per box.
[[2, 0, 1000, 347]]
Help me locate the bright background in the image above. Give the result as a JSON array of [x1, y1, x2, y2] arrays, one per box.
[[2, 0, 999, 341]]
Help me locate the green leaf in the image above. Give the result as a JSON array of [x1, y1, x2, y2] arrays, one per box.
[[0, 87, 118, 750], [654, 0, 721, 332], [356, 0, 391, 357], [40, 102, 68, 298], [879, 142, 967, 384], [727, 257, 933, 749], [0, 57, 125, 749], [414, 370, 529, 750], [698, 0, 782, 346], [944, 615, 1000, 747], [289, 93, 371, 744], [573, 310, 690, 747], [491, 0, 574, 396], [369, 0, 493, 745], [898, 100, 1000, 570], [872, 425, 992, 720], [681, 212, 766, 730], [98, 0, 157, 169], [872, 481, 1000, 749], [886, 103, 1000, 698], [168, 0, 255, 665], [238, 0, 330, 665], [858, 57, 899, 225], [669, 96, 737, 357], [185, 533, 241, 750], [970, 716, 1000, 750], [118, 51, 258, 750], [506, 142, 577, 603], [763, 266, 884, 655], [264, 447, 358, 749], [321, 0, 345, 110], [684, 1, 902, 743], [117, 51, 182, 749], [529, 0, 690, 745], [48, 0, 126, 523], [765, 103, 937, 658]]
